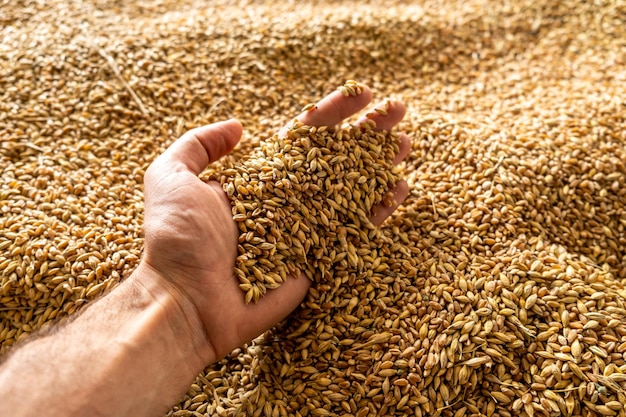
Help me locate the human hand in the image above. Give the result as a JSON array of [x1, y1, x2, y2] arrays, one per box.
[[139, 84, 410, 361]]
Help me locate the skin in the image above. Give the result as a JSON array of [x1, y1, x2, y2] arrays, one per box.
[[0, 85, 410, 417]]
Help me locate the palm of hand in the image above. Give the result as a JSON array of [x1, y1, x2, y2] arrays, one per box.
[[141, 85, 410, 359]]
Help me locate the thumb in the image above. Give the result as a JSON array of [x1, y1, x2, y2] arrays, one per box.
[[154, 119, 243, 176]]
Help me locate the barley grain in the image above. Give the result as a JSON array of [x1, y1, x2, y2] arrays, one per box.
[[2, 1, 626, 417]]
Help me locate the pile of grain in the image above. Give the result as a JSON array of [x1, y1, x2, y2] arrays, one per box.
[[1, 1, 625, 416]]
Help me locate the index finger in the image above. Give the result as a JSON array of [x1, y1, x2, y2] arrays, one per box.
[[279, 84, 373, 136]]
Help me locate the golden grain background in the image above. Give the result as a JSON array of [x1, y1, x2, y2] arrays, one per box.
[[1, 1, 626, 416]]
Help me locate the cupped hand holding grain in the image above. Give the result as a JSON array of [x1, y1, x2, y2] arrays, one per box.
[[0, 84, 410, 417], [142, 82, 410, 361]]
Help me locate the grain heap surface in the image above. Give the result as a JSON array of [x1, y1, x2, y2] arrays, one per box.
[[1, 1, 626, 417]]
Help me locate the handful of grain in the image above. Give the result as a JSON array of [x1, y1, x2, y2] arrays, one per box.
[[211, 119, 400, 303]]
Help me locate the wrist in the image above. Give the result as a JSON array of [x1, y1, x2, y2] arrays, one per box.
[[129, 261, 217, 369], [0, 261, 218, 417]]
